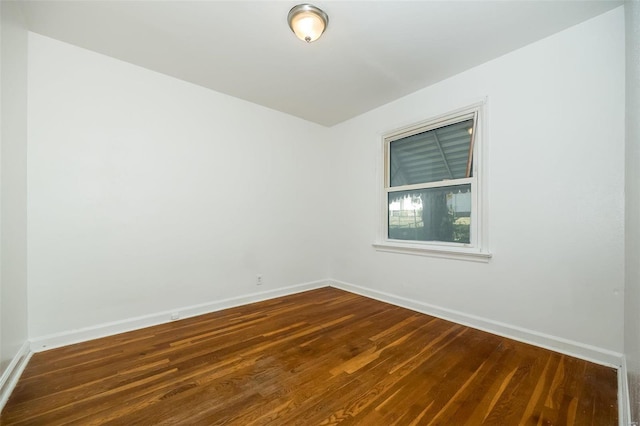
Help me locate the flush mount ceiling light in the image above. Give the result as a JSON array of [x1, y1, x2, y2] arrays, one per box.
[[287, 4, 329, 43]]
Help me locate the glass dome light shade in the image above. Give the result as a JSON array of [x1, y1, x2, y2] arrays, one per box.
[[288, 4, 328, 43]]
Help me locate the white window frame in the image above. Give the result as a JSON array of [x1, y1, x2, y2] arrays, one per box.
[[373, 102, 491, 262]]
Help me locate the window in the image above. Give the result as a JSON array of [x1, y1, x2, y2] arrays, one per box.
[[374, 103, 490, 261]]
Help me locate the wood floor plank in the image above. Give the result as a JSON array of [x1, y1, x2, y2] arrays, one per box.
[[1, 287, 617, 425]]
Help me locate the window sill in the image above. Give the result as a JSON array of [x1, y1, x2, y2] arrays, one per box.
[[372, 242, 492, 263]]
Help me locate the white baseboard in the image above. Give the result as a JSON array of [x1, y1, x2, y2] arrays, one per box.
[[329, 279, 624, 368], [32, 278, 624, 368], [31, 279, 329, 352], [619, 357, 632, 426], [0, 341, 32, 412]]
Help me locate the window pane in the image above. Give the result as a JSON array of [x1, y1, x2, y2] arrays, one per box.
[[390, 119, 474, 187], [388, 184, 471, 243]]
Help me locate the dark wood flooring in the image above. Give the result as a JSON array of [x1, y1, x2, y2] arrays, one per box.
[[1, 287, 618, 425]]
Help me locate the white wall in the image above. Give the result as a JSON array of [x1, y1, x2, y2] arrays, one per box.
[[328, 8, 625, 353], [1, 1, 29, 372], [27, 33, 330, 339], [625, 0, 640, 421]]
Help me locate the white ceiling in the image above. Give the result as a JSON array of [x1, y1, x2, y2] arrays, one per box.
[[20, 1, 622, 127]]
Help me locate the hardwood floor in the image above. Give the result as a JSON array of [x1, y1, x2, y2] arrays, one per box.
[[1, 287, 617, 425]]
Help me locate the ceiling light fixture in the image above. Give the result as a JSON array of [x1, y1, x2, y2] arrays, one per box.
[[287, 4, 328, 43]]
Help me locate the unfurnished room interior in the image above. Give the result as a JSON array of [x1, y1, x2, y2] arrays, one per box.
[[0, 0, 639, 424]]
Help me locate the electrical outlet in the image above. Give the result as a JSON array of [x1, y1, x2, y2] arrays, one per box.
[[171, 312, 180, 321], [256, 274, 263, 286]]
